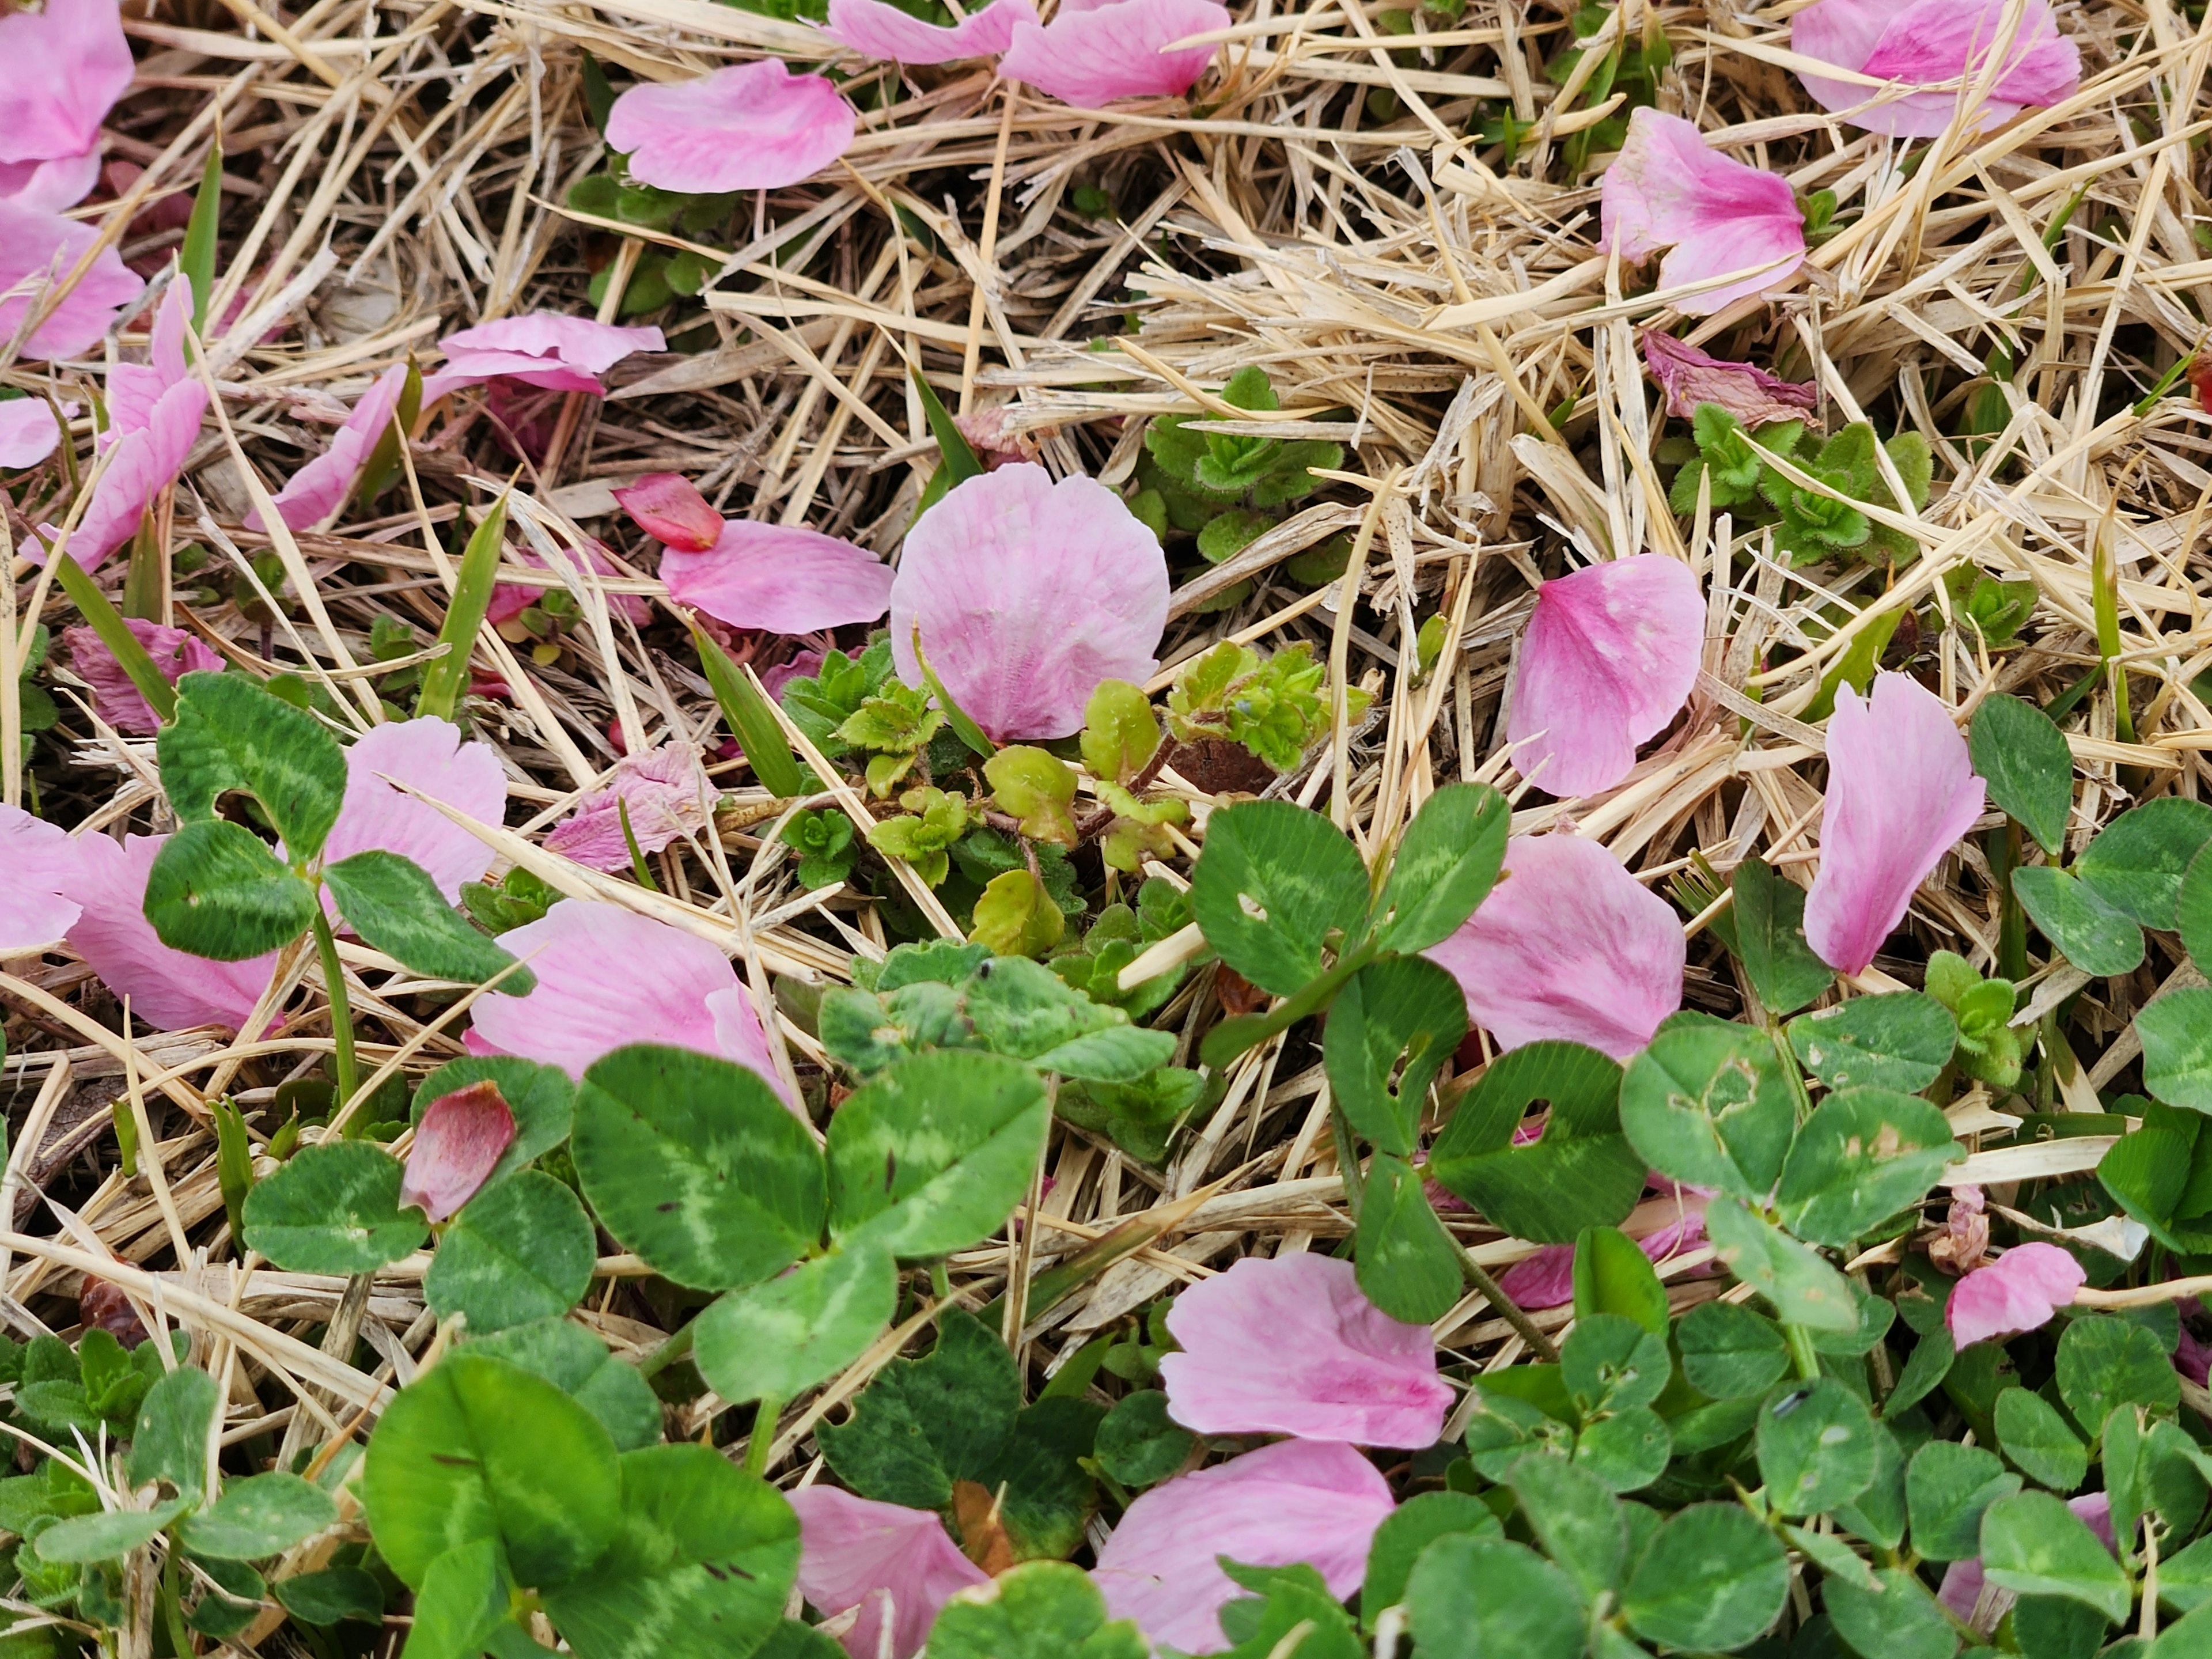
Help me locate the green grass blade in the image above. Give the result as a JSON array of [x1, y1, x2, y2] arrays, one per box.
[[692, 622, 806, 798], [52, 552, 177, 724], [181, 139, 224, 336], [414, 496, 506, 723], [908, 363, 984, 486]]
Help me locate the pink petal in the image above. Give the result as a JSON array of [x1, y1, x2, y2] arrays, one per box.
[[1425, 834, 1684, 1061], [543, 744, 711, 873], [1157, 1253, 1450, 1449], [55, 286, 204, 569], [1092, 1440, 1394, 1654], [1793, 0, 2079, 139], [605, 62, 855, 195], [1600, 108, 1806, 315], [64, 618, 222, 736], [486, 540, 652, 629], [789, 1488, 988, 1659], [613, 472, 721, 554], [1502, 1206, 1709, 1309], [2179, 1327, 2212, 1390], [888, 464, 1168, 743], [761, 649, 825, 704], [0, 146, 102, 212], [1804, 672, 1984, 975], [321, 717, 506, 903], [824, 0, 1038, 62], [0, 397, 63, 469], [1945, 1243, 2085, 1347], [63, 833, 278, 1034], [1001, 0, 1227, 104], [0, 0, 132, 173], [0, 804, 82, 954], [0, 198, 144, 362], [400, 1079, 518, 1222], [423, 313, 662, 403], [662, 521, 895, 637], [1641, 329, 1819, 428], [466, 899, 796, 1108], [1508, 554, 1704, 799], [250, 365, 408, 532]]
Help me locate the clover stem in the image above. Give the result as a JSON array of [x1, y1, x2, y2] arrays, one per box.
[[310, 904, 359, 1116], [1783, 1321, 1822, 1382], [745, 1395, 785, 1476], [1453, 1241, 1558, 1364]]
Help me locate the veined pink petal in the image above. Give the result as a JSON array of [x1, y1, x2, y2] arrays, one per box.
[[1158, 1253, 1450, 1448], [1502, 1205, 1709, 1310], [486, 540, 652, 629], [789, 1488, 988, 1659], [55, 378, 206, 568], [605, 62, 855, 195], [824, 0, 1039, 62], [543, 744, 711, 873], [1938, 1493, 2111, 1625], [613, 472, 721, 554], [1945, 1243, 2085, 1347], [0, 397, 63, 468], [63, 618, 222, 736], [421, 313, 662, 404], [0, 0, 132, 172], [64, 833, 278, 1033], [0, 147, 102, 212], [1426, 834, 1684, 1061], [321, 717, 506, 903], [1093, 1440, 1394, 1655], [0, 804, 82, 955], [1001, 0, 1228, 104], [1804, 672, 1984, 975], [467, 899, 796, 1107], [662, 521, 895, 636], [1641, 329, 1819, 428], [1792, 0, 2080, 139], [1509, 554, 1704, 798], [400, 1080, 517, 1222], [1600, 108, 1806, 315], [250, 365, 408, 532], [0, 198, 144, 362], [889, 464, 1168, 743]]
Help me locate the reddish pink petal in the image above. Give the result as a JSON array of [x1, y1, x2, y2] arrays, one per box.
[[1804, 672, 1984, 975], [2178, 1327, 2212, 1389], [64, 618, 222, 736], [0, 804, 82, 954], [0, 397, 63, 469], [1600, 109, 1806, 315], [487, 540, 651, 629], [1641, 329, 1818, 427], [1793, 0, 2078, 138], [605, 62, 855, 195], [0, 198, 143, 362], [1509, 555, 1704, 799], [400, 1080, 518, 1222], [1945, 1243, 2084, 1347], [1158, 1254, 1450, 1448], [64, 833, 278, 1033], [543, 744, 711, 873], [423, 313, 662, 403], [663, 521, 895, 637], [321, 717, 506, 903], [761, 649, 825, 704], [613, 472, 721, 554], [1426, 834, 1684, 1061], [824, 0, 1037, 62], [0, 0, 131, 177], [251, 365, 408, 532], [889, 464, 1167, 743], [1001, 0, 1227, 104], [0, 147, 102, 212], [790, 1488, 988, 1659], [1093, 1440, 1394, 1654]]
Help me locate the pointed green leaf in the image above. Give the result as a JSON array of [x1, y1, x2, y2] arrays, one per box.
[[324, 850, 532, 990], [1971, 694, 2073, 855], [415, 498, 506, 724]]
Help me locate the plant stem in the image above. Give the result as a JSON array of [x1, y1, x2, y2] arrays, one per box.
[[745, 1394, 785, 1476], [1454, 1240, 1559, 1363], [310, 904, 358, 1113], [638, 1318, 695, 1379], [1784, 1321, 1822, 1382], [1991, 820, 2029, 982], [159, 1531, 194, 1659]]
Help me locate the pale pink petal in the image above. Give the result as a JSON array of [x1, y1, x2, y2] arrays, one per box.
[[321, 717, 506, 902], [0, 198, 144, 362], [663, 521, 895, 636], [63, 618, 222, 735], [613, 472, 721, 554], [1600, 108, 1806, 315], [55, 285, 204, 568], [250, 365, 408, 532], [1509, 554, 1704, 799], [1804, 672, 1984, 975], [0, 147, 102, 212], [1425, 834, 1684, 1061], [423, 313, 662, 403], [0, 0, 132, 173], [63, 833, 278, 1034], [543, 744, 711, 873], [889, 464, 1168, 743], [0, 804, 82, 955], [1092, 1440, 1394, 1655], [1641, 329, 1819, 427], [400, 1079, 517, 1222], [605, 62, 855, 195], [789, 1488, 988, 1659], [1938, 1492, 2110, 1624], [1793, 0, 2080, 139], [762, 649, 825, 704], [1001, 0, 1227, 104], [824, 0, 1038, 62], [486, 541, 652, 629], [0, 398, 63, 468], [1945, 1243, 2085, 1347], [1158, 1254, 1450, 1448]]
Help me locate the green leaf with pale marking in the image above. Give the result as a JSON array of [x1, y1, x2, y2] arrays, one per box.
[[1774, 1088, 1961, 1247], [1427, 1041, 1642, 1244], [1353, 1152, 1463, 1323], [1324, 955, 1467, 1157], [143, 818, 317, 960], [425, 1171, 596, 1333], [1703, 1197, 1858, 1331], [323, 851, 533, 991], [129, 1365, 218, 1500], [1188, 800, 1369, 995], [2078, 798, 2212, 929], [1406, 1536, 1586, 1659], [159, 670, 347, 856], [466, 1320, 662, 1452], [1620, 1503, 1789, 1652], [1971, 693, 2073, 855], [2140, 989, 2212, 1112], [1619, 1017, 1797, 1200], [1995, 1385, 2088, 1493], [1786, 994, 1958, 1093], [179, 1473, 338, 1560], [1372, 782, 1509, 953], [29, 1497, 189, 1563], [1906, 1441, 2021, 1562], [1756, 1377, 1878, 1516], [692, 1241, 897, 1406], [1978, 1490, 2132, 1623], [2013, 865, 2145, 976], [925, 1561, 1147, 1659], [1732, 857, 1835, 1016], [242, 1141, 425, 1273]]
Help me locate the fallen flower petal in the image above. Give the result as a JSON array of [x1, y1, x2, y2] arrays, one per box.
[[250, 365, 408, 532], [1804, 671, 1984, 976], [486, 540, 652, 629], [0, 0, 133, 210], [0, 805, 82, 955], [64, 833, 278, 1033], [824, 0, 1039, 63], [1945, 1242, 2085, 1347], [320, 717, 507, 903], [1601, 108, 1806, 315], [605, 61, 855, 195], [400, 1080, 517, 1222], [1158, 1253, 1451, 1448], [0, 198, 145, 363], [1426, 833, 1685, 1061], [543, 744, 712, 873], [662, 521, 896, 637], [1001, 0, 1229, 104], [889, 464, 1168, 743], [1092, 1439, 1395, 1654], [0, 397, 64, 469], [419, 312, 664, 405], [64, 618, 223, 736], [1508, 554, 1705, 799], [790, 1487, 989, 1659], [1641, 329, 1819, 428], [0, 149, 103, 213], [612, 471, 721, 554], [1792, 0, 2080, 139]]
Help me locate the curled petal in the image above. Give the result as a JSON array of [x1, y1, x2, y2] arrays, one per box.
[[662, 521, 895, 636], [0, 0, 132, 173], [64, 618, 222, 736], [824, 0, 1038, 62], [543, 744, 712, 873], [1158, 1254, 1450, 1448], [613, 472, 721, 554], [1641, 329, 1818, 427], [422, 312, 663, 403], [55, 378, 207, 569], [605, 62, 855, 195], [1509, 554, 1705, 798], [251, 365, 408, 532], [1426, 834, 1684, 1061], [0, 804, 82, 955], [1600, 108, 1806, 315], [1804, 671, 1984, 975], [0, 198, 144, 362], [400, 1080, 517, 1222], [1792, 0, 2080, 138], [789, 1488, 988, 1659], [64, 834, 278, 1033], [321, 717, 507, 903], [0, 397, 63, 469], [1001, 0, 1228, 104], [1945, 1243, 2085, 1347], [486, 540, 652, 629]]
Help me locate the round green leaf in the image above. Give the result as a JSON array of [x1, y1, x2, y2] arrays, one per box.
[[1188, 800, 1369, 995], [1619, 1018, 1797, 1200], [692, 1241, 897, 1406], [1092, 1391, 1195, 1489], [1995, 1384, 2088, 1493], [1428, 1042, 1642, 1245], [2077, 798, 2212, 929], [1785, 994, 1958, 1094], [2055, 1315, 2178, 1427], [924, 1560, 1146, 1659], [1978, 1490, 2133, 1624], [275, 1567, 385, 1626], [143, 819, 318, 961], [1823, 1567, 1961, 1659], [1970, 693, 2073, 856], [1677, 1302, 1790, 1400], [425, 1171, 596, 1334], [1906, 1441, 2021, 1563], [466, 1320, 664, 1452], [2012, 866, 2144, 977], [179, 1472, 338, 1560], [1372, 782, 1510, 954], [1774, 1088, 1961, 1248], [1562, 1314, 1671, 1416], [2139, 988, 2212, 1112], [242, 1141, 426, 1274], [1621, 1502, 1788, 1650], [1574, 1407, 1672, 1494], [1406, 1535, 1586, 1659], [1756, 1377, 1878, 1517], [159, 669, 347, 857], [1361, 1493, 1500, 1621], [1352, 1151, 1464, 1323], [1505, 1455, 1629, 1603]]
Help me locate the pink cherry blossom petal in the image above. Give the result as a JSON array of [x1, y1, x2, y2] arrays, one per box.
[[0, 804, 82, 955], [250, 365, 408, 532], [0, 398, 63, 469], [605, 62, 856, 195], [1092, 1440, 1395, 1655], [543, 744, 711, 873], [421, 313, 663, 404], [824, 0, 1038, 62], [0, 198, 145, 362], [613, 472, 721, 554], [64, 618, 222, 736], [321, 717, 507, 903], [0, 0, 132, 175], [1641, 329, 1819, 428], [0, 147, 103, 212], [486, 540, 652, 628], [1509, 554, 1705, 799], [1945, 1242, 2085, 1347], [1158, 1253, 1450, 1448], [1804, 671, 1985, 976], [889, 464, 1168, 743], [1792, 0, 2080, 139], [64, 833, 278, 1034], [400, 1080, 518, 1222], [1600, 108, 1806, 315], [789, 1488, 988, 1659], [662, 521, 896, 636], [1001, 0, 1228, 104], [1426, 834, 1684, 1061]]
